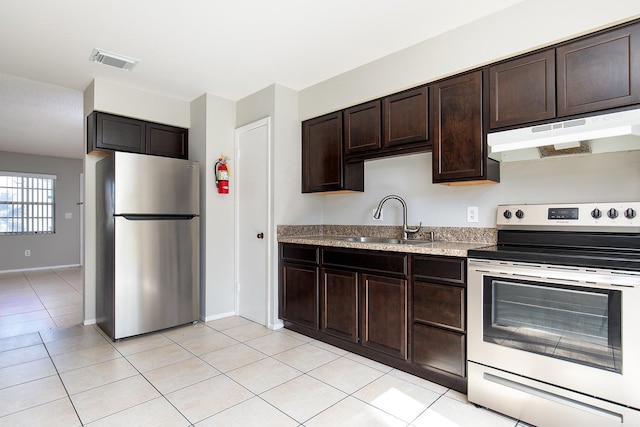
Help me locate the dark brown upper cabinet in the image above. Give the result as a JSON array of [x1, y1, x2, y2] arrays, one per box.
[[383, 86, 429, 148], [146, 122, 188, 159], [87, 111, 188, 159], [432, 70, 499, 184], [344, 100, 382, 155], [302, 112, 364, 193], [88, 112, 146, 155], [557, 22, 640, 117], [344, 88, 430, 162], [489, 50, 556, 129]]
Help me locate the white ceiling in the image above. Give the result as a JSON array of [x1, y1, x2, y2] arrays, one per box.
[[0, 0, 523, 160]]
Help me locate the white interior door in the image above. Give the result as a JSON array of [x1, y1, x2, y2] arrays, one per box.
[[80, 173, 84, 266], [235, 118, 270, 325]]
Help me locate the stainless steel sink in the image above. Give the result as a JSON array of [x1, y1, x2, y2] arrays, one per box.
[[332, 236, 432, 245]]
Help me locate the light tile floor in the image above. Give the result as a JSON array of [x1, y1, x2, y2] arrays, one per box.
[[0, 268, 533, 426]]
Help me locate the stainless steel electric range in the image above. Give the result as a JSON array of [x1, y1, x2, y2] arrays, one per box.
[[466, 202, 640, 427]]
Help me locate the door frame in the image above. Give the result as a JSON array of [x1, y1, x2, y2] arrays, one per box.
[[233, 117, 274, 327]]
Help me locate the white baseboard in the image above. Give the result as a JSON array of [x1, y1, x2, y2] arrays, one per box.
[[83, 318, 97, 326], [0, 264, 81, 274], [269, 321, 284, 330], [200, 311, 236, 322]]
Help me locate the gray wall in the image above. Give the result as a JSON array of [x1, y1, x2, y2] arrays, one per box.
[[0, 151, 83, 271]]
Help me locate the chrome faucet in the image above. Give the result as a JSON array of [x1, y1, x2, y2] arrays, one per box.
[[373, 195, 421, 239]]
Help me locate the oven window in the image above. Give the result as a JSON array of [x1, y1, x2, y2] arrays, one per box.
[[483, 277, 622, 373]]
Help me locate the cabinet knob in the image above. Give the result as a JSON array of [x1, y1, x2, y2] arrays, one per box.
[[257, 232, 264, 239]]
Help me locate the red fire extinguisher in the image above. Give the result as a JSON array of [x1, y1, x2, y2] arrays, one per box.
[[215, 156, 230, 194]]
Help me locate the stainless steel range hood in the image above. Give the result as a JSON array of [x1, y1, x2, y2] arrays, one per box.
[[487, 108, 640, 162]]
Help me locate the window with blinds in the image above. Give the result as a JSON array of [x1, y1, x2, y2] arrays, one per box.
[[0, 172, 56, 234]]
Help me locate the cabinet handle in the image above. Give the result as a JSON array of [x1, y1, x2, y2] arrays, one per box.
[[257, 232, 264, 239]]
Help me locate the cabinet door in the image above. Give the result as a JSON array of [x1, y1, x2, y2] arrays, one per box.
[[383, 86, 429, 147], [413, 323, 465, 377], [281, 263, 319, 330], [413, 281, 464, 332], [91, 112, 145, 154], [360, 274, 407, 359], [557, 23, 640, 117], [321, 268, 358, 343], [146, 122, 188, 159], [489, 50, 556, 129], [302, 112, 364, 193], [344, 100, 382, 155], [432, 70, 492, 183]]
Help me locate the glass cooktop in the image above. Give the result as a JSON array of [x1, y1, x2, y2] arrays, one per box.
[[468, 244, 640, 272]]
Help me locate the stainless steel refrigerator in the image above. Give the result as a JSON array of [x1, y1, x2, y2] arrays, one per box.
[[96, 152, 199, 340]]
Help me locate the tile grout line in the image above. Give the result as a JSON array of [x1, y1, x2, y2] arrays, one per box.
[[37, 329, 85, 426]]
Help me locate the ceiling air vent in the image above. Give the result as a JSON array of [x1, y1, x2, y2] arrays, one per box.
[[89, 48, 139, 71]]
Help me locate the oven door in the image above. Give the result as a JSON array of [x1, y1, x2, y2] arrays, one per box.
[[468, 259, 640, 415]]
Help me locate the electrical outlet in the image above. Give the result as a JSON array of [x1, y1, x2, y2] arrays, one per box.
[[467, 206, 479, 223], [373, 209, 383, 221], [25, 249, 31, 257]]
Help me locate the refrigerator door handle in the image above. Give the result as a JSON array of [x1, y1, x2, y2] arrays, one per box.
[[118, 214, 198, 221]]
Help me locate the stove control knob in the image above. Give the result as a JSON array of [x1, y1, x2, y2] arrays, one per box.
[[503, 210, 512, 219], [607, 208, 619, 219], [515, 209, 525, 219], [591, 208, 602, 219], [625, 208, 636, 219]]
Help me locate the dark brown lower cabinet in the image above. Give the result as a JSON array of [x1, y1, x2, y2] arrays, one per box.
[[279, 244, 467, 393], [413, 279, 466, 377], [321, 268, 358, 342], [320, 247, 409, 360], [281, 263, 319, 330], [360, 274, 407, 359], [413, 323, 465, 377], [411, 255, 467, 392], [279, 244, 320, 332]]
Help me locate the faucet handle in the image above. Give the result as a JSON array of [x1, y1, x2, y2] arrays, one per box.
[[404, 222, 422, 235]]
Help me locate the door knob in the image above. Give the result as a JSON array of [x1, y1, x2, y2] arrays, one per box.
[[257, 232, 264, 239]]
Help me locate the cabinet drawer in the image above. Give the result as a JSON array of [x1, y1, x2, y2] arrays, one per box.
[[412, 256, 465, 285], [413, 281, 464, 331], [281, 244, 319, 264], [413, 323, 465, 377], [323, 248, 407, 275]]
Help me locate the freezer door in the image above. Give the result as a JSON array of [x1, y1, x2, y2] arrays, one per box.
[[113, 216, 199, 339], [113, 152, 199, 215]]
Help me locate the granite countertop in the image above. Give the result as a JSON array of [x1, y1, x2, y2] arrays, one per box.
[[278, 235, 491, 257], [278, 225, 496, 257]]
